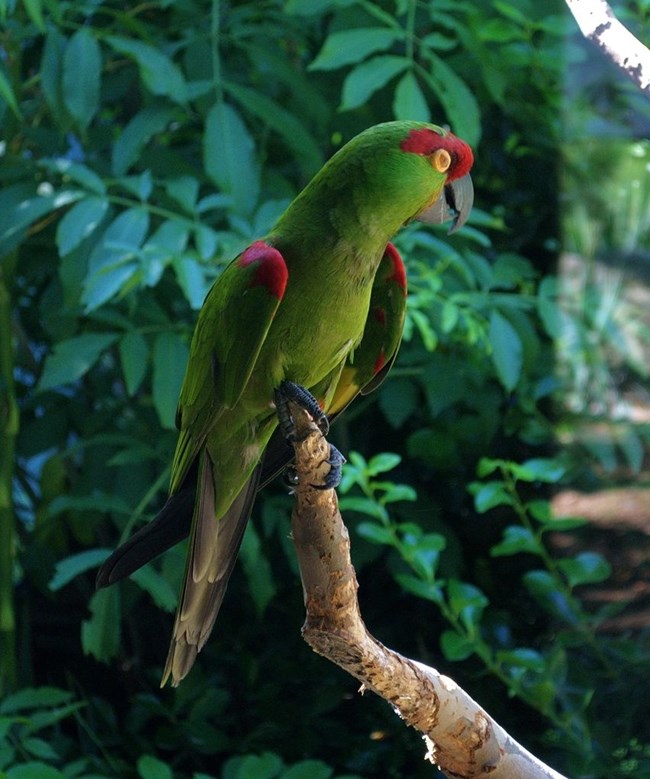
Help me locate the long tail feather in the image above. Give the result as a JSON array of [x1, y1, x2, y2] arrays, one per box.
[[161, 455, 262, 687]]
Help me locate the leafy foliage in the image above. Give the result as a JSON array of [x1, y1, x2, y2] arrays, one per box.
[[1, 0, 649, 778]]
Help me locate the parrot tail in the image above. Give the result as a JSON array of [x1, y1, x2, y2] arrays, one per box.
[[161, 454, 262, 687]]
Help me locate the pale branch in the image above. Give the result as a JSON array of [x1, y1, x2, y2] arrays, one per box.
[[286, 403, 569, 779], [565, 0, 650, 93]]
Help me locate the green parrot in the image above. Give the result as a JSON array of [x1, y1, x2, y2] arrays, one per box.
[[96, 121, 474, 686]]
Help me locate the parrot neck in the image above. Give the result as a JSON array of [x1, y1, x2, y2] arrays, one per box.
[[269, 143, 443, 284]]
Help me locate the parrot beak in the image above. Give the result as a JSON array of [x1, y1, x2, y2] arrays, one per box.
[[416, 174, 474, 234]]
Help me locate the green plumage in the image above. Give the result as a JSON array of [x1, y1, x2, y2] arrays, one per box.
[[96, 121, 474, 686]]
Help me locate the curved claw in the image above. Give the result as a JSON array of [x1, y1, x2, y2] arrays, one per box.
[[274, 380, 329, 441], [311, 444, 346, 490], [417, 173, 474, 234]]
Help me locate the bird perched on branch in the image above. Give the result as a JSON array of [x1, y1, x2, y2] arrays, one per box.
[[97, 121, 474, 686]]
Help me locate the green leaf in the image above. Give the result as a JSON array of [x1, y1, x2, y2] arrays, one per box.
[[40, 27, 66, 116], [63, 28, 101, 130], [422, 52, 481, 147], [392, 71, 430, 122], [512, 458, 566, 483], [447, 579, 488, 627], [496, 648, 546, 673], [129, 567, 177, 613], [356, 521, 393, 545], [43, 158, 107, 195], [56, 196, 109, 256], [137, 755, 173, 779], [223, 752, 284, 779], [558, 552, 611, 588], [440, 629, 475, 661], [366, 452, 401, 476], [165, 176, 200, 213], [38, 332, 119, 392], [283, 760, 333, 779], [381, 483, 417, 503], [173, 256, 208, 309], [523, 570, 578, 624], [490, 526, 541, 557], [82, 589, 121, 662], [395, 574, 444, 603], [204, 102, 260, 216], [112, 104, 175, 176], [469, 480, 513, 512], [0, 183, 81, 257], [49, 549, 112, 591], [106, 36, 187, 104], [0, 63, 22, 118], [119, 331, 149, 396], [152, 331, 189, 429], [339, 497, 387, 522], [6, 763, 67, 779], [310, 28, 401, 71], [224, 83, 323, 173], [82, 207, 150, 311], [23, 0, 46, 31], [489, 309, 522, 392], [340, 55, 408, 112], [0, 687, 73, 714], [239, 522, 277, 616], [22, 737, 60, 761]]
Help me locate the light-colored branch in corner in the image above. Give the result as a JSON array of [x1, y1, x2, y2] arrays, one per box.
[[565, 0, 650, 93], [286, 403, 569, 779]]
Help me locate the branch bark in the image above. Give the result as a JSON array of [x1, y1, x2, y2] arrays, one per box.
[[286, 403, 568, 779], [565, 0, 650, 93]]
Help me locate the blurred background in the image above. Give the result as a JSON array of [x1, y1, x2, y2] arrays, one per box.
[[1, 0, 649, 777]]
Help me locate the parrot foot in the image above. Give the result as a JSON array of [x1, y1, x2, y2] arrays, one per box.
[[281, 445, 346, 491], [274, 380, 329, 440], [312, 444, 346, 490]]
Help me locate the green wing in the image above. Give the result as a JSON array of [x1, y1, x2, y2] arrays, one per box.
[[329, 242, 407, 415], [170, 241, 288, 494]]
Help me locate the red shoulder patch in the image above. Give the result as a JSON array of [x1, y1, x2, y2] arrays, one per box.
[[373, 349, 387, 376], [400, 129, 474, 183], [384, 243, 407, 295], [238, 241, 288, 300]]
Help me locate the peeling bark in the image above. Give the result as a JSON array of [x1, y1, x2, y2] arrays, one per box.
[[286, 403, 568, 779], [565, 0, 650, 93]]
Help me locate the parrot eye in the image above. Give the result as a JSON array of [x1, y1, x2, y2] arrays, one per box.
[[431, 148, 452, 173]]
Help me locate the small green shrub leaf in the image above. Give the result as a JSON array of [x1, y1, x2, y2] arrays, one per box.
[[137, 755, 173, 779], [558, 552, 612, 588], [490, 526, 540, 557], [38, 332, 119, 391], [489, 309, 522, 392], [56, 196, 109, 256], [393, 71, 430, 122], [119, 331, 149, 396], [340, 55, 408, 111], [63, 28, 101, 129], [152, 331, 189, 429], [204, 102, 260, 216], [310, 28, 400, 71], [106, 36, 187, 103], [49, 549, 112, 591], [440, 630, 475, 661]]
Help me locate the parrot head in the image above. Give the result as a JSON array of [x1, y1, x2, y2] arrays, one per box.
[[274, 121, 474, 244]]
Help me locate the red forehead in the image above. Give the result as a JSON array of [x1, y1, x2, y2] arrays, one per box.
[[400, 129, 474, 182]]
